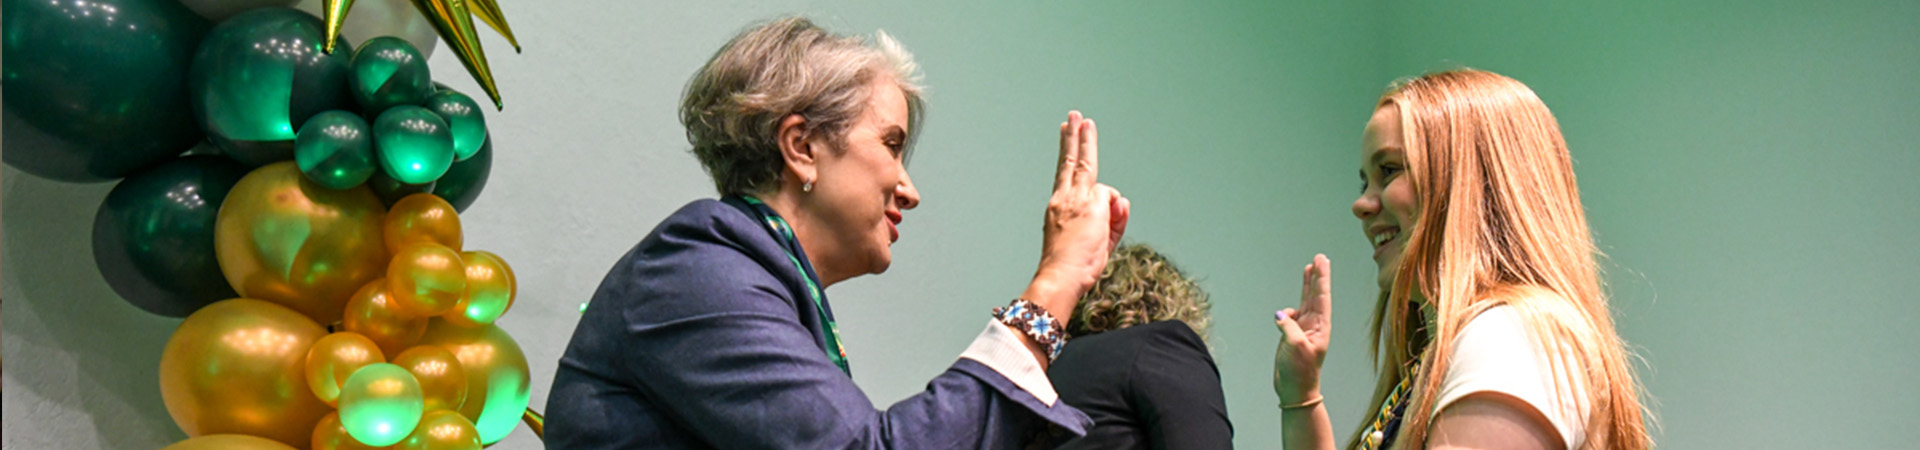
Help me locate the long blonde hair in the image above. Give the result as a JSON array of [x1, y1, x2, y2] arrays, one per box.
[[1345, 70, 1651, 450]]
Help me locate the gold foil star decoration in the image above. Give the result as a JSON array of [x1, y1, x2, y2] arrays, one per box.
[[321, 0, 521, 110]]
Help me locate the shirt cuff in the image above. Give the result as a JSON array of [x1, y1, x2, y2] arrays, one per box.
[[959, 319, 1059, 406]]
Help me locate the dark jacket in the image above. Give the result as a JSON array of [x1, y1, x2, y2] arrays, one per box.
[[545, 198, 1089, 449], [1043, 321, 1233, 450]]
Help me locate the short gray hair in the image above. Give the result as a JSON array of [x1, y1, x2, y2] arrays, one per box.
[[680, 17, 926, 196]]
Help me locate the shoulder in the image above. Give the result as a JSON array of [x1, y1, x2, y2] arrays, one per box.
[[1436, 305, 1589, 449], [641, 198, 783, 271], [1442, 306, 1550, 401], [619, 199, 766, 275], [1053, 322, 1208, 381], [653, 199, 766, 248], [1063, 321, 1206, 357], [1053, 326, 1147, 370], [1124, 321, 1219, 378], [596, 199, 799, 319], [1137, 320, 1209, 355], [1454, 306, 1530, 349]]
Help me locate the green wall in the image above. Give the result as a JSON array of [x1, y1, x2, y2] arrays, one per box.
[[4, 1, 1916, 448]]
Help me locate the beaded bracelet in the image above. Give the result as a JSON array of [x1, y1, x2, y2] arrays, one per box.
[[992, 298, 1066, 361]]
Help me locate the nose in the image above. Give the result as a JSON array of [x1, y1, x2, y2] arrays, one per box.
[[895, 170, 921, 210], [1352, 190, 1378, 220]]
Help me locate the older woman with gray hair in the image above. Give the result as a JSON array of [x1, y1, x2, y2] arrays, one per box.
[[544, 17, 1131, 449]]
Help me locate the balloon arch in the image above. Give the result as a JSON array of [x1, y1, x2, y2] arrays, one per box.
[[3, 0, 538, 448]]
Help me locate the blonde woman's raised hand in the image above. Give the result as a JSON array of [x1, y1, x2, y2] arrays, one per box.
[[1275, 254, 1332, 405]]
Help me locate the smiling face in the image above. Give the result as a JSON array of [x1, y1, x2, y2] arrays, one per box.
[[1353, 104, 1421, 290], [803, 74, 921, 282]]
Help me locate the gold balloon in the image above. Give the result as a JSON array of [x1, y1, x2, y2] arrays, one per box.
[[307, 332, 388, 407], [496, 251, 517, 312], [385, 193, 463, 252], [216, 162, 390, 325], [344, 277, 429, 356], [417, 320, 530, 445], [389, 243, 467, 317], [394, 345, 469, 412], [410, 0, 502, 109], [397, 409, 482, 450], [466, 0, 519, 52], [164, 434, 301, 450], [160, 299, 331, 447], [445, 250, 513, 328], [313, 412, 386, 450]]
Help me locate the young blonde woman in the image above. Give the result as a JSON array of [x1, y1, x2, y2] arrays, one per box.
[[1272, 70, 1652, 450]]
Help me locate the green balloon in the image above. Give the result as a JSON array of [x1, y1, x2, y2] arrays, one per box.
[[338, 363, 424, 447], [374, 105, 455, 185], [432, 133, 492, 213], [92, 155, 248, 317], [425, 90, 488, 161], [350, 37, 433, 115], [368, 168, 437, 208], [1, 0, 211, 182], [190, 8, 356, 167], [295, 111, 376, 190]]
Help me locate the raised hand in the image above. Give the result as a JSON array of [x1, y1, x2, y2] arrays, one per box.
[[1026, 111, 1129, 319], [1274, 254, 1332, 404]]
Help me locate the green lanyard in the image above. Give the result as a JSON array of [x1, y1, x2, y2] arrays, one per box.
[[1359, 357, 1423, 450], [738, 196, 850, 375]]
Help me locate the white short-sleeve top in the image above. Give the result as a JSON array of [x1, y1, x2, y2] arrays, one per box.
[[1432, 305, 1591, 450]]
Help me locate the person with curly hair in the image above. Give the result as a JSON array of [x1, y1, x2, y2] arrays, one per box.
[[1040, 243, 1232, 449]]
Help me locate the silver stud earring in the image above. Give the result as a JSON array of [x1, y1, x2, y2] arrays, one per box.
[[803, 179, 813, 193]]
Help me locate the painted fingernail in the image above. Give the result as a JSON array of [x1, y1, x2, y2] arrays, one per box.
[[1276, 310, 1290, 321]]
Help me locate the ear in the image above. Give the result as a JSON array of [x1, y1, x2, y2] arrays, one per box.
[[776, 114, 817, 187]]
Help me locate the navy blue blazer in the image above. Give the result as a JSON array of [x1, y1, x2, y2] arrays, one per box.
[[545, 199, 1090, 449]]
